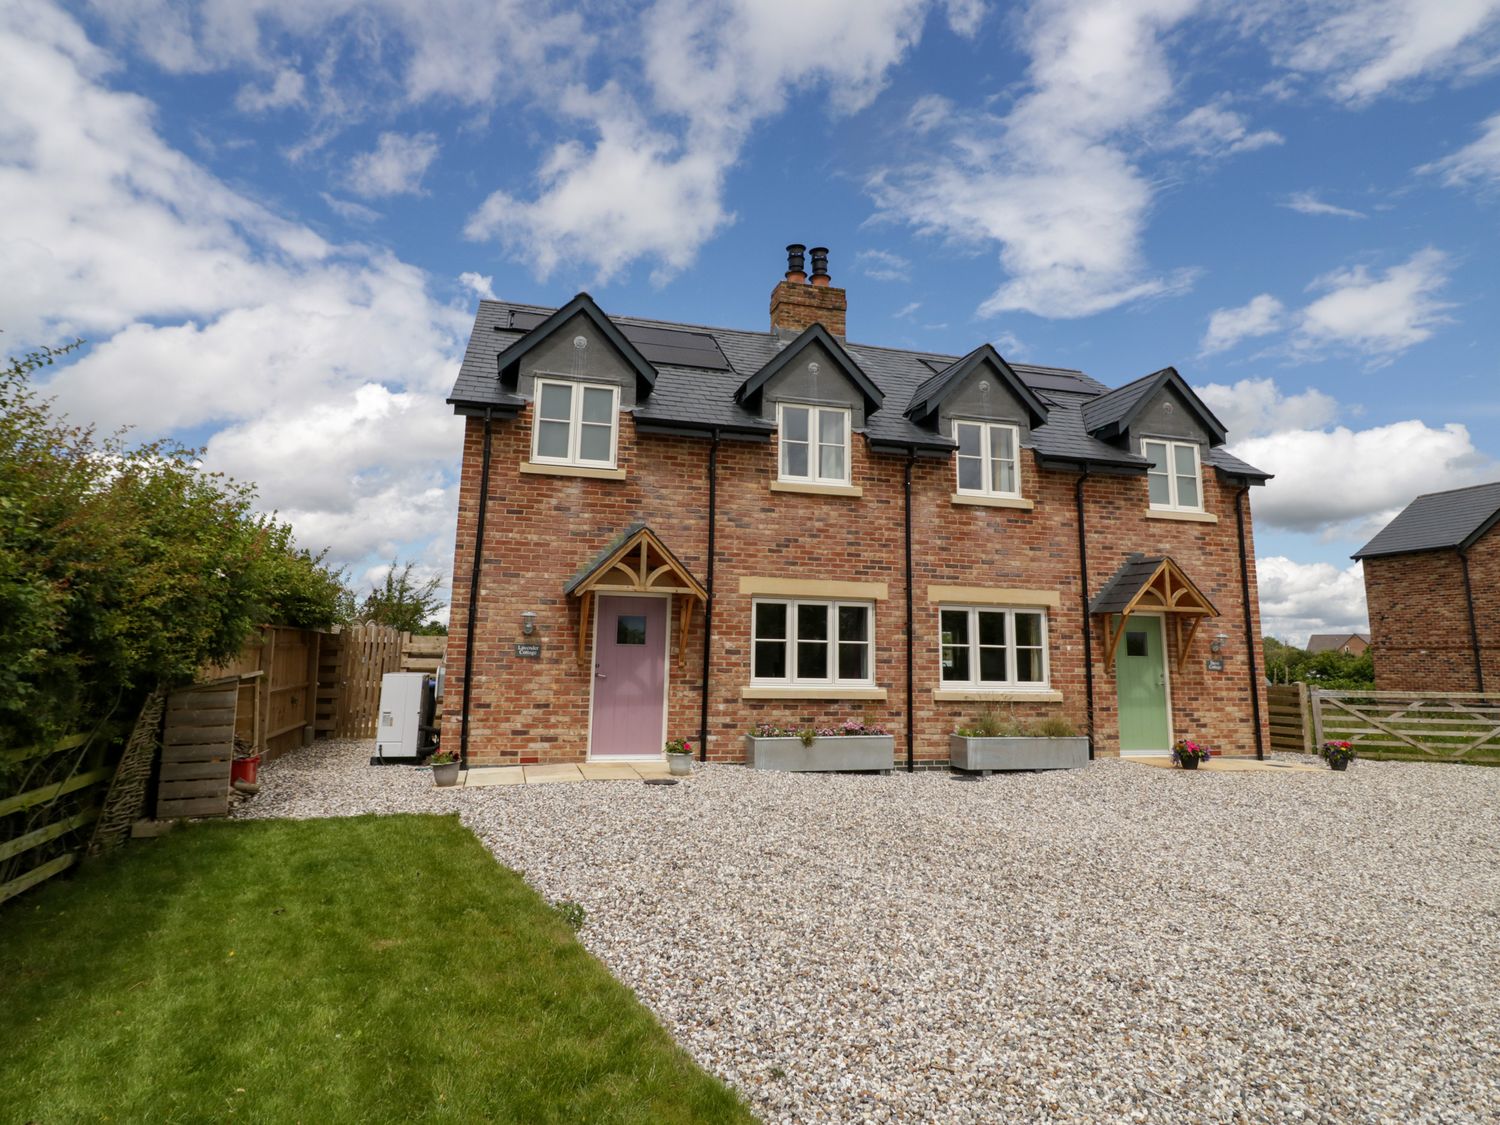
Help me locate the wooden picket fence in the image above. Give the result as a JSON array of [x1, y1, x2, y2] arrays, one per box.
[[317, 624, 407, 739]]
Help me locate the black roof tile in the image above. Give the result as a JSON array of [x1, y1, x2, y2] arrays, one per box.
[[1352, 481, 1500, 559]]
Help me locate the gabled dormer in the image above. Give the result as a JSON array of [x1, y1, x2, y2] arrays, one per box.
[[495, 291, 658, 408]]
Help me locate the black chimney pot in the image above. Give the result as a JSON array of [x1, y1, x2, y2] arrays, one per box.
[[785, 243, 806, 278], [809, 246, 830, 281]]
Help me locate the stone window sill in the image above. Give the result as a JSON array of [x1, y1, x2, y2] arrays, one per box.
[[951, 493, 1034, 510], [1145, 508, 1218, 524], [770, 480, 864, 498], [933, 689, 1064, 703], [741, 686, 888, 701], [520, 462, 626, 480]]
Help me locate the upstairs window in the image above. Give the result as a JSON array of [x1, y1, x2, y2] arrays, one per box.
[[778, 404, 850, 486], [939, 606, 1049, 689], [1143, 439, 1201, 512], [954, 421, 1021, 498], [532, 379, 619, 468], [753, 599, 873, 685]]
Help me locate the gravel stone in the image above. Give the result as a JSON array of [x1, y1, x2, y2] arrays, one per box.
[[239, 742, 1500, 1124]]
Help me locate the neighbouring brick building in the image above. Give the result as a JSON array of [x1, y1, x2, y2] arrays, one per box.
[[1354, 482, 1500, 691], [1306, 632, 1372, 656], [441, 245, 1273, 767]]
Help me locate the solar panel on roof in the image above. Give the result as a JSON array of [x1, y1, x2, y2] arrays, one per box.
[[1017, 370, 1097, 393], [506, 309, 730, 370]]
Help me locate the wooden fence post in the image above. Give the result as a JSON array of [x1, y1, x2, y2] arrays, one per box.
[[1311, 688, 1325, 750], [1298, 681, 1313, 754]]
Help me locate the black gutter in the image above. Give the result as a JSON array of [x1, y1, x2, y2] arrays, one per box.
[[1235, 486, 1265, 760], [1073, 470, 1096, 759], [904, 448, 916, 772], [698, 428, 721, 760], [459, 409, 494, 769], [1459, 548, 1485, 691]]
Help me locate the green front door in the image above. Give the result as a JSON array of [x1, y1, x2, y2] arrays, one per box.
[[1116, 615, 1170, 753]]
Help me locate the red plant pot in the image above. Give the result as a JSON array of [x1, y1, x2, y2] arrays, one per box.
[[231, 755, 261, 786]]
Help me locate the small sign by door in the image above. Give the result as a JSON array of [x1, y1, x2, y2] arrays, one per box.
[[514, 643, 542, 658]]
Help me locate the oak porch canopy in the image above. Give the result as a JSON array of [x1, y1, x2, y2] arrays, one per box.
[[1090, 555, 1219, 673], [563, 523, 707, 667]]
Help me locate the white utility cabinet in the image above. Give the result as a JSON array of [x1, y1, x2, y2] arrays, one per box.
[[375, 672, 426, 762]]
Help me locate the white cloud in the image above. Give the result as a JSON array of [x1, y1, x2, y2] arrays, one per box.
[[1195, 377, 1337, 439], [1294, 247, 1454, 359], [234, 66, 304, 113], [942, 0, 987, 36], [1234, 418, 1496, 536], [346, 131, 439, 198], [1281, 191, 1366, 218], [1200, 294, 1286, 355], [907, 93, 954, 133], [1262, 0, 1500, 103], [894, 300, 922, 319], [2, 2, 469, 591], [857, 249, 911, 282], [1255, 557, 1368, 646], [1171, 102, 1283, 156], [869, 0, 1203, 319], [321, 192, 380, 223], [458, 272, 496, 301], [1419, 110, 1500, 187]]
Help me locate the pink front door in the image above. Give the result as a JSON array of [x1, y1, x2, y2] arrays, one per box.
[[590, 596, 668, 758]]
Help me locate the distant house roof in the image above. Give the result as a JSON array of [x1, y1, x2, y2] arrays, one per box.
[[448, 296, 1270, 481], [1352, 482, 1500, 559], [1306, 632, 1371, 653]]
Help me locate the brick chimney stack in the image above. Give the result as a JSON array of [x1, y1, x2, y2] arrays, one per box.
[[770, 243, 846, 338]]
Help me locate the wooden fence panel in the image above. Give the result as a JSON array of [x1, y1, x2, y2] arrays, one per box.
[[319, 624, 405, 738], [1267, 682, 1312, 755], [401, 633, 447, 675], [156, 682, 236, 819], [1310, 690, 1500, 762]]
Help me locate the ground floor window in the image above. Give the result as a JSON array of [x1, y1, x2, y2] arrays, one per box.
[[753, 599, 873, 685], [939, 606, 1048, 689]]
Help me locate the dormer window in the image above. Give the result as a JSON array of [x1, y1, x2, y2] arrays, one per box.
[[1143, 439, 1201, 512], [778, 403, 850, 486], [954, 421, 1021, 499], [532, 379, 619, 468]]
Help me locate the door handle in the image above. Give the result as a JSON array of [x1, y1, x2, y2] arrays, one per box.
[[596, 671, 607, 679]]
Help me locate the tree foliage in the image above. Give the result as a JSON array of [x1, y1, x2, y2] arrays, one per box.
[[1, 345, 353, 749], [359, 559, 446, 634], [1263, 636, 1375, 689]]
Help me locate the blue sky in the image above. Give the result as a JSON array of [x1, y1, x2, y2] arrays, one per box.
[[4, 0, 1500, 643]]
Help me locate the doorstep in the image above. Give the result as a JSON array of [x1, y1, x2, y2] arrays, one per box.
[[461, 762, 675, 787]]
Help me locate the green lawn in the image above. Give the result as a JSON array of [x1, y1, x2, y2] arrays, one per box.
[[0, 815, 754, 1123]]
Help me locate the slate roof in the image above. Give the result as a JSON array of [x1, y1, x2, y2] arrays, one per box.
[[1352, 482, 1500, 559], [1081, 367, 1227, 445], [1088, 555, 1219, 617], [448, 297, 1269, 479], [904, 344, 1050, 428]]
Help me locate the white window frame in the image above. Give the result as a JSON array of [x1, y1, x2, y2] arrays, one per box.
[[938, 605, 1050, 690], [953, 420, 1022, 499], [751, 598, 875, 687], [1142, 438, 1203, 512], [776, 403, 852, 486], [530, 378, 620, 469]]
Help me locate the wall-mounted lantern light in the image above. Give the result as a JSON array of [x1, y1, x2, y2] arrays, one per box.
[[521, 611, 538, 636], [1210, 633, 1229, 654]]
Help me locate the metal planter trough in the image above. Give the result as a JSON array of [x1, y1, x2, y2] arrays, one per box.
[[744, 735, 895, 774], [948, 735, 1090, 773]]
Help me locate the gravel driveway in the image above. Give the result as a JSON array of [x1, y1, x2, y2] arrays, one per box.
[[238, 742, 1500, 1124]]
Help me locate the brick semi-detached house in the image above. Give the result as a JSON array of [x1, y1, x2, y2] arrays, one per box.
[[1354, 482, 1500, 691], [441, 246, 1273, 768]]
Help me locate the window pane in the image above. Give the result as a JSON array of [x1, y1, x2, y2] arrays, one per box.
[[797, 640, 828, 679], [616, 616, 646, 645], [977, 611, 1006, 647], [993, 455, 1016, 495], [754, 640, 786, 679], [581, 386, 614, 424], [818, 440, 845, 481], [1016, 648, 1044, 683], [991, 426, 1015, 462], [838, 642, 867, 681], [1176, 467, 1199, 509], [797, 603, 829, 640], [537, 419, 570, 459], [782, 406, 809, 442], [1143, 441, 1166, 471], [782, 439, 808, 478], [1172, 443, 1196, 477], [955, 423, 982, 456], [578, 422, 612, 462], [818, 410, 844, 445], [1148, 470, 1171, 506], [1014, 613, 1042, 647], [942, 645, 969, 682], [978, 646, 1006, 682], [940, 610, 969, 682], [755, 602, 787, 640], [957, 456, 983, 491], [837, 605, 868, 642], [538, 382, 572, 421], [941, 610, 969, 645]]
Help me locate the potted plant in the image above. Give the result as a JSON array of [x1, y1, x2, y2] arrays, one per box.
[[664, 737, 694, 776], [949, 707, 1089, 772], [1320, 740, 1356, 771], [429, 746, 461, 787], [1172, 738, 1211, 770], [744, 716, 895, 773]]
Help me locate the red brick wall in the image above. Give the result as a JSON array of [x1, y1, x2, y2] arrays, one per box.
[[770, 280, 847, 337], [443, 411, 1271, 765], [1363, 529, 1500, 691]]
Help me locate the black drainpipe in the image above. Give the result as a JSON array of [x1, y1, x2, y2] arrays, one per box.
[[1459, 548, 1485, 691], [1074, 469, 1095, 759], [904, 448, 916, 772], [697, 428, 720, 760], [1235, 486, 1265, 760], [459, 408, 494, 769]]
